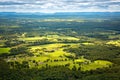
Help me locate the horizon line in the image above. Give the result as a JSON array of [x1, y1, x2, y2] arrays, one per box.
[[0, 11, 120, 13]]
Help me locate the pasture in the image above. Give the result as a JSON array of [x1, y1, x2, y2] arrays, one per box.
[[0, 48, 10, 54]]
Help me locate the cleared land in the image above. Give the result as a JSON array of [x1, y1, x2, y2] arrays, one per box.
[[0, 48, 10, 54]]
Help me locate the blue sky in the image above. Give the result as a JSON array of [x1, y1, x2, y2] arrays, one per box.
[[0, 0, 120, 13]]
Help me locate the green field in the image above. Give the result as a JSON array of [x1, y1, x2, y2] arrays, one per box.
[[0, 48, 10, 54], [6, 42, 113, 71]]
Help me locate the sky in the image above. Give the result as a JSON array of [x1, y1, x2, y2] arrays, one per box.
[[0, 0, 120, 13]]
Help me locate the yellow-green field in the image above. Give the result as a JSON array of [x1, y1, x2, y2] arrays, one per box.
[[0, 48, 10, 54], [18, 35, 79, 42], [39, 19, 85, 22], [81, 60, 112, 71], [19, 37, 46, 41], [3, 39, 113, 71], [106, 40, 120, 47], [6, 42, 112, 71]]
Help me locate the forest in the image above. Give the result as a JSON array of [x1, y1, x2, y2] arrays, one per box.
[[0, 12, 120, 80]]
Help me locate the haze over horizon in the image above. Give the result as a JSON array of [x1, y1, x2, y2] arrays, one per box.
[[0, 0, 120, 13]]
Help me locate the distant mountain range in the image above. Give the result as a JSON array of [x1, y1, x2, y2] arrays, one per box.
[[0, 12, 120, 18], [0, 12, 120, 15]]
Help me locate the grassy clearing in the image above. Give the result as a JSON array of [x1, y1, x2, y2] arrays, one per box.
[[74, 58, 89, 63], [59, 36, 79, 41], [30, 43, 67, 53], [19, 37, 46, 41], [81, 42, 94, 45], [30, 43, 76, 58], [48, 49, 74, 57], [0, 40, 6, 47], [106, 40, 120, 47], [30, 43, 78, 50], [7, 53, 112, 71], [0, 48, 10, 54], [30, 56, 49, 62], [0, 25, 20, 29], [5, 42, 113, 71], [8, 56, 49, 63], [19, 35, 79, 42], [40, 19, 85, 22], [81, 60, 112, 71], [40, 43, 66, 48], [29, 43, 113, 71], [46, 61, 73, 67]]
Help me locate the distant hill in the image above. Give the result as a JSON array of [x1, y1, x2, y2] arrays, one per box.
[[0, 12, 120, 15], [0, 12, 120, 18]]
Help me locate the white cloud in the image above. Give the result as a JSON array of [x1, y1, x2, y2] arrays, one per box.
[[108, 5, 120, 12], [0, 0, 120, 12], [110, 0, 120, 2]]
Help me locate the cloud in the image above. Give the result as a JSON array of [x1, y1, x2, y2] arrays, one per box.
[[0, 0, 120, 12]]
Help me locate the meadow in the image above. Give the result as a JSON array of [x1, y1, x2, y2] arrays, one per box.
[[0, 48, 10, 54]]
